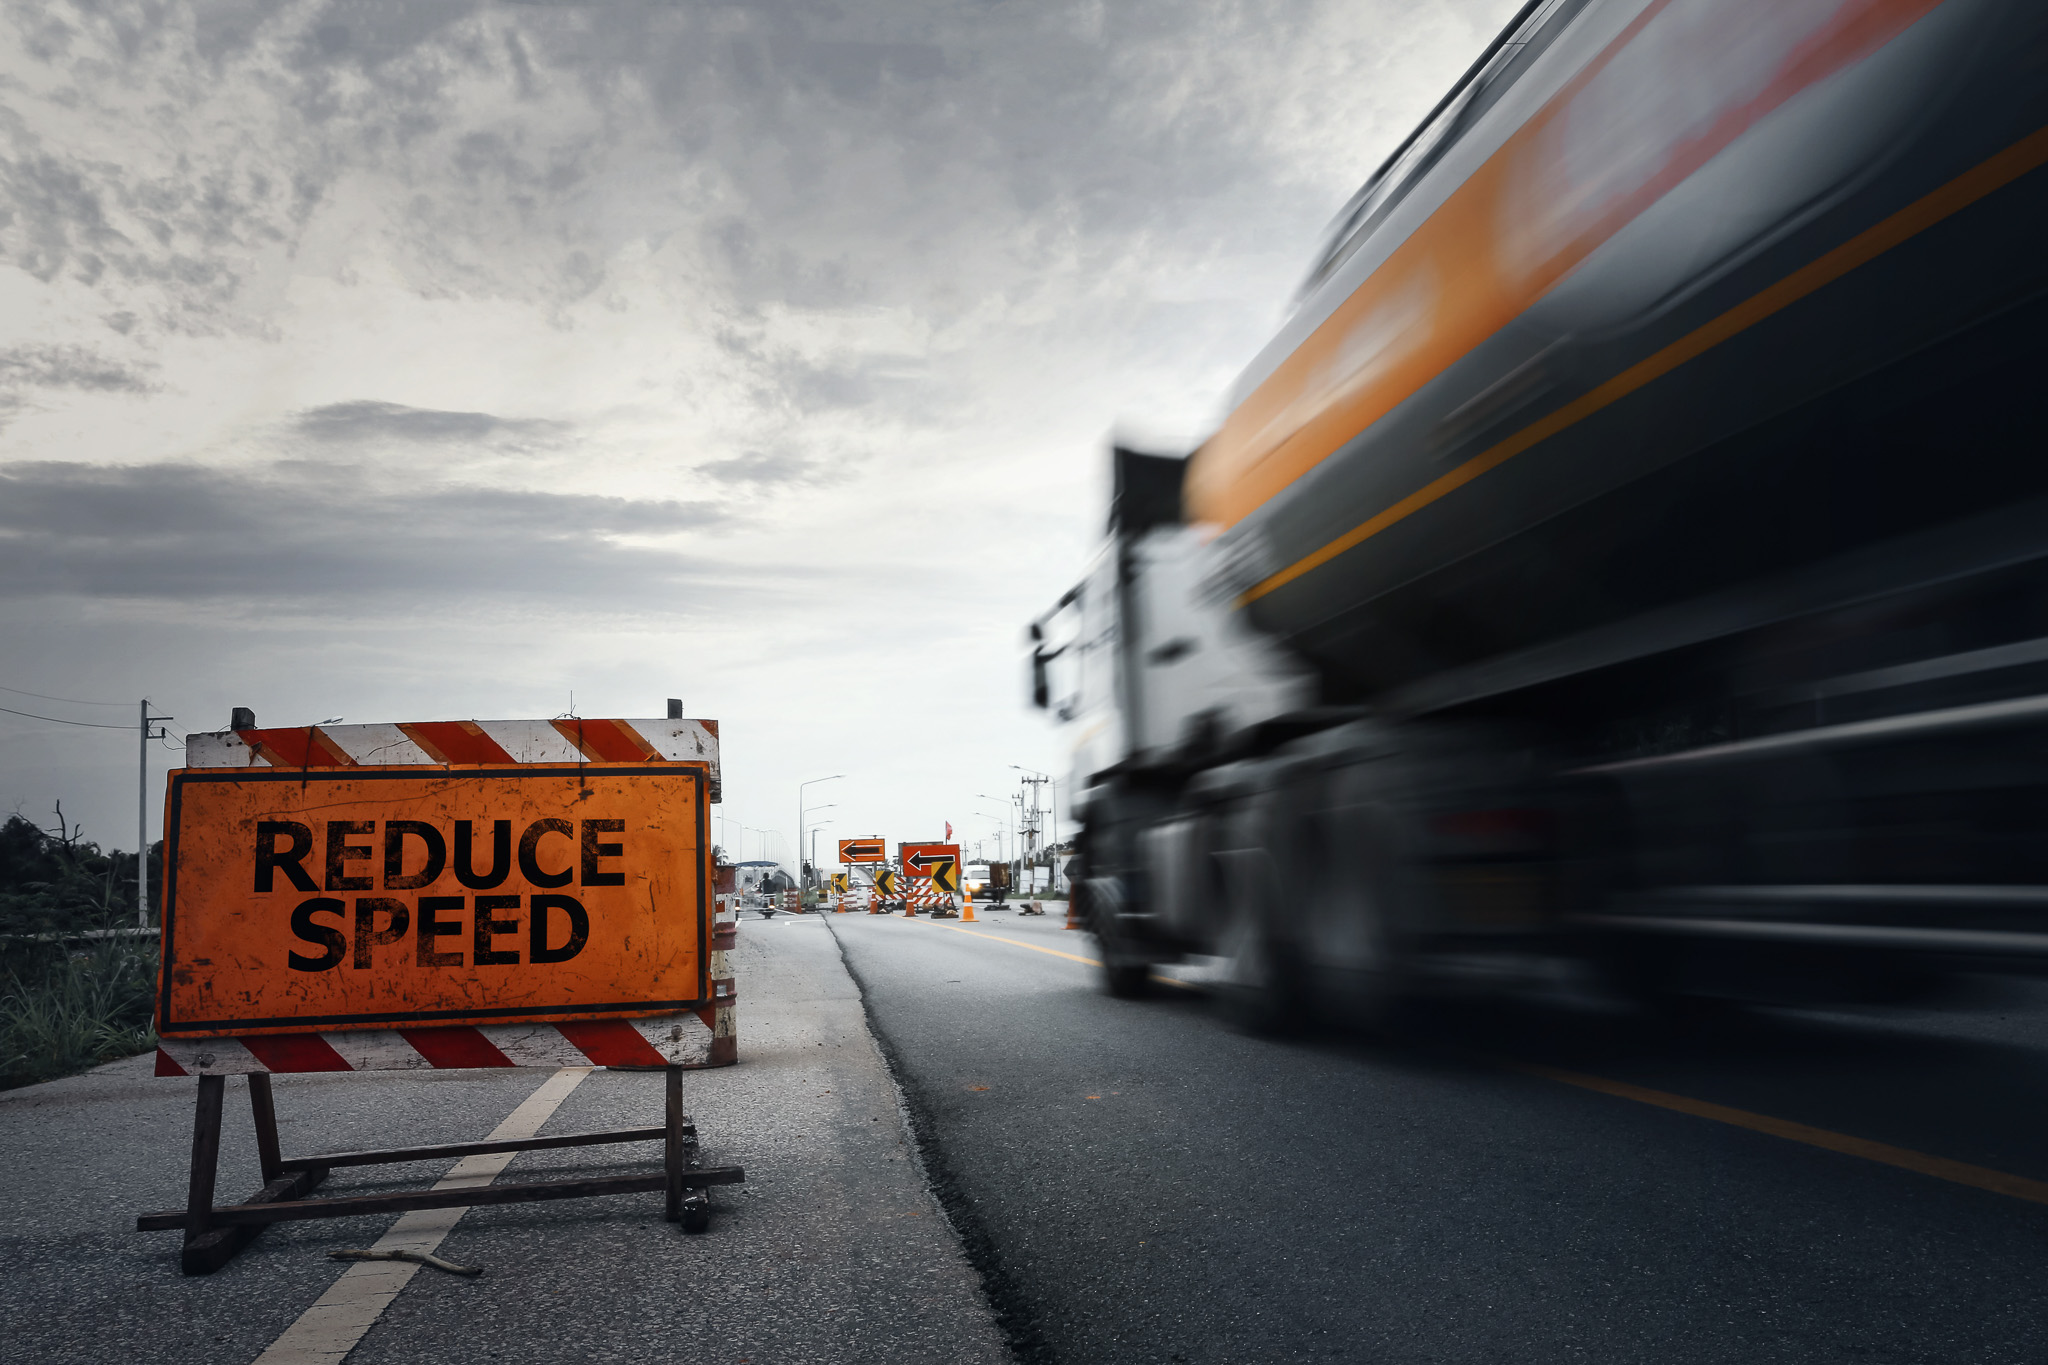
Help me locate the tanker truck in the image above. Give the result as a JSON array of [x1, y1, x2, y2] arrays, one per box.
[[1030, 0, 2048, 1024]]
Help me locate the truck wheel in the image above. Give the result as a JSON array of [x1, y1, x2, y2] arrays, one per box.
[[1079, 875, 1153, 999], [1102, 961, 1152, 999]]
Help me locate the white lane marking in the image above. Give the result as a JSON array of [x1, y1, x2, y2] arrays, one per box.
[[251, 1067, 591, 1365]]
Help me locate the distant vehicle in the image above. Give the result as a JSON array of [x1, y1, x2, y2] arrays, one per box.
[[1033, 0, 2048, 1021], [963, 862, 1016, 903]]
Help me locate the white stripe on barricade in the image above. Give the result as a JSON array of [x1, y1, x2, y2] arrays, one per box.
[[181, 716, 723, 801], [155, 1010, 724, 1075]]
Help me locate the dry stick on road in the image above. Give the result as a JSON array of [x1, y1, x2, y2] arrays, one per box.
[[328, 1248, 483, 1277]]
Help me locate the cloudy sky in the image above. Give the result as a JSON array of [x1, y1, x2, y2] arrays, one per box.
[[0, 0, 1517, 869]]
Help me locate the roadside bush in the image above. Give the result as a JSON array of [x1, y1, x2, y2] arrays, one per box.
[[1, 940, 158, 1089], [0, 810, 160, 1090]]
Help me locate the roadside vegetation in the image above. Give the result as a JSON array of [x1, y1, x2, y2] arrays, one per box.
[[1, 810, 160, 1090]]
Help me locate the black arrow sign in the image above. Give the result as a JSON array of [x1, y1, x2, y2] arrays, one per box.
[[931, 859, 960, 894], [840, 840, 885, 862], [905, 850, 957, 872]]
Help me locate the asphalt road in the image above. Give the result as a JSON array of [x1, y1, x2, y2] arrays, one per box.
[[828, 906, 2048, 1365]]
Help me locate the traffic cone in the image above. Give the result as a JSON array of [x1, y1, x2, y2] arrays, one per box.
[[960, 892, 976, 922], [1065, 897, 1080, 930]]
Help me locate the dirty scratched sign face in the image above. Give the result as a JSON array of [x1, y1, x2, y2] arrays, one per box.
[[158, 766, 708, 1038]]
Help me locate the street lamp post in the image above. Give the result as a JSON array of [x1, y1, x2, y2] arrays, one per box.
[[803, 803, 837, 889], [808, 821, 834, 884], [798, 774, 845, 902]]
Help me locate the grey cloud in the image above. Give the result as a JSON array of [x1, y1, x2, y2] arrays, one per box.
[[0, 344, 155, 394], [294, 400, 564, 445], [0, 118, 311, 334], [0, 460, 726, 606], [692, 450, 818, 487], [760, 37, 950, 102], [2, 0, 1489, 352]]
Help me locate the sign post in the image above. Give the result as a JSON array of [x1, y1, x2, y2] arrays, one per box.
[[137, 714, 743, 1275]]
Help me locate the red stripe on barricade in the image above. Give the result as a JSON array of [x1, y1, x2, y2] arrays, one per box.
[[242, 727, 353, 768], [399, 720, 516, 765], [399, 1026, 514, 1069], [240, 1032, 353, 1073], [555, 1019, 669, 1067], [154, 1049, 189, 1077], [552, 718, 660, 763]]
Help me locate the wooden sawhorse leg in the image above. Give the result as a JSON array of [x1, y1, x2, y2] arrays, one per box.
[[179, 1074, 329, 1275]]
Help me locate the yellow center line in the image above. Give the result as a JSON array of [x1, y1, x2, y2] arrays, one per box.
[[895, 916, 1204, 988], [900, 917, 1104, 967], [1519, 1061, 2048, 1208], [883, 919, 2038, 1204]]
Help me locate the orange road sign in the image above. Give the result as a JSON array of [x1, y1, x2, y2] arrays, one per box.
[[901, 843, 961, 879], [838, 838, 886, 863], [157, 765, 711, 1038]]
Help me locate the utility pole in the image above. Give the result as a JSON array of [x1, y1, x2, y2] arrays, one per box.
[[139, 700, 172, 926], [1012, 767, 1050, 894]]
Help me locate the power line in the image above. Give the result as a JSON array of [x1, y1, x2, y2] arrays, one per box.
[[0, 682, 133, 708], [0, 703, 136, 731]]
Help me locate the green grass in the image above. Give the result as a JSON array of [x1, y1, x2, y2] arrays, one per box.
[[0, 940, 158, 1091]]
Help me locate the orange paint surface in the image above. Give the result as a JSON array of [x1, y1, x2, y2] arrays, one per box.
[[157, 765, 710, 1037], [900, 843, 961, 881], [838, 837, 888, 864], [1185, 0, 1941, 531]]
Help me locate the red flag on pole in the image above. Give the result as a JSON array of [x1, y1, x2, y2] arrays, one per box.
[[944, 820, 952, 840]]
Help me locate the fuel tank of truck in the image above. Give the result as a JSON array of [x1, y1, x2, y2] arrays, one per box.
[[1184, 0, 2048, 704]]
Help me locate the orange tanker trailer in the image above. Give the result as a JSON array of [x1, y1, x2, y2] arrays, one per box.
[[1034, 0, 2048, 1022]]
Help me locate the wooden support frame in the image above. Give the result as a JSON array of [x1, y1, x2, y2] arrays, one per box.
[[139, 1066, 741, 1274]]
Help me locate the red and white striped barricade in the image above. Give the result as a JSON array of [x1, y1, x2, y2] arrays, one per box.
[[900, 843, 960, 918], [138, 714, 742, 1275]]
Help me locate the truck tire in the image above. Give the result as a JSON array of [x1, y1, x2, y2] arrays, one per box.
[[1079, 875, 1152, 999]]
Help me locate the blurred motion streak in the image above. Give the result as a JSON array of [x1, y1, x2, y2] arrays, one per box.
[[1029, 0, 2048, 1024]]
